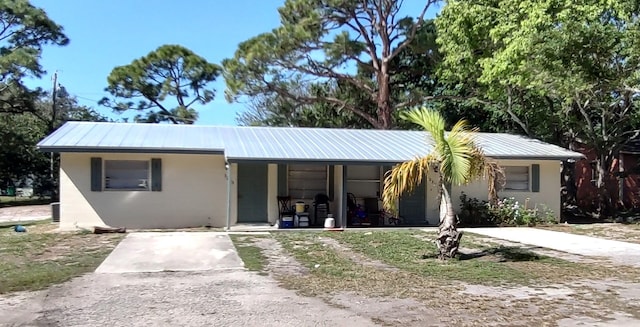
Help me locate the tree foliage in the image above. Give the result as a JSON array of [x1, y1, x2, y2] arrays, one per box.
[[0, 0, 68, 115], [382, 108, 502, 258], [224, 0, 437, 129], [101, 45, 220, 124], [0, 90, 108, 196], [437, 0, 640, 215]]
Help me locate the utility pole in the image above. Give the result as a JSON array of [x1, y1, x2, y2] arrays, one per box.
[[50, 72, 58, 184]]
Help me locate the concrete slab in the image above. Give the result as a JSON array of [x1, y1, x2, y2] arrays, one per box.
[[95, 232, 244, 273], [462, 227, 640, 267]]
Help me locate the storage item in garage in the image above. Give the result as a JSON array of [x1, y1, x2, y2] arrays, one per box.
[[281, 216, 294, 228], [295, 201, 306, 213], [324, 217, 335, 229], [296, 212, 310, 227]]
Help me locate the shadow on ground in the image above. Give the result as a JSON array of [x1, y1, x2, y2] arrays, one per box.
[[458, 246, 542, 262]]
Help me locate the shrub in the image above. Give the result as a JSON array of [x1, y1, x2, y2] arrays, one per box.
[[458, 193, 556, 226]]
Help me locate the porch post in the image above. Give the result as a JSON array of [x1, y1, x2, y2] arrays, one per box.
[[225, 161, 232, 232], [342, 165, 347, 229]]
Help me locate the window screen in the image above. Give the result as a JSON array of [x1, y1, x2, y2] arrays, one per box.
[[105, 160, 150, 190], [504, 166, 529, 191], [288, 165, 327, 199]]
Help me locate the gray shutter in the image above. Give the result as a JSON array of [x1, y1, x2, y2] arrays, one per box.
[[531, 164, 540, 192], [91, 157, 102, 192], [151, 158, 162, 192], [328, 165, 335, 201], [277, 164, 287, 196]]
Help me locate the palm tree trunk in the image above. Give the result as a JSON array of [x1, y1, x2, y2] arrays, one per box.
[[435, 183, 463, 259]]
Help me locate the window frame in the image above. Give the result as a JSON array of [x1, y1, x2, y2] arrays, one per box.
[[103, 159, 152, 191], [503, 165, 530, 192]]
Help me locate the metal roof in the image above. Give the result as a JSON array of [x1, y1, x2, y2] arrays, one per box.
[[38, 122, 584, 162], [37, 122, 225, 154]]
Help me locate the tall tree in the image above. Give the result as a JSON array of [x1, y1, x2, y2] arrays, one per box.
[[437, 0, 640, 215], [223, 0, 437, 129], [0, 0, 68, 115], [382, 108, 502, 259], [100, 45, 221, 124]]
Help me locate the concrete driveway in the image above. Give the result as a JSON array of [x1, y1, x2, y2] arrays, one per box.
[[1, 231, 375, 327], [96, 232, 244, 273], [466, 227, 640, 267]]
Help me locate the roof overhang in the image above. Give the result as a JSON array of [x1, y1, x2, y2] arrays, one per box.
[[37, 146, 225, 155]]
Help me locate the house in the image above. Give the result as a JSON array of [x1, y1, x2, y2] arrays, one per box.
[[573, 139, 640, 210], [37, 122, 583, 230]]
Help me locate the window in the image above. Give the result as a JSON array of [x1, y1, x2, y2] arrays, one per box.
[[104, 160, 150, 190], [288, 165, 327, 199], [503, 166, 529, 191]]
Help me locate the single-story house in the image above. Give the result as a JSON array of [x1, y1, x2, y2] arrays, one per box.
[[37, 122, 583, 230]]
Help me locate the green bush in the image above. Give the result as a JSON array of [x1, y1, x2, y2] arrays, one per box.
[[458, 193, 556, 226]]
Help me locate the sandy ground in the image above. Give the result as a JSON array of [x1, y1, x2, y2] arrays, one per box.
[[3, 229, 640, 326], [0, 270, 376, 327], [0, 205, 51, 223]]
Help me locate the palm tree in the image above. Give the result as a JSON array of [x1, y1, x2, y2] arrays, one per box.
[[382, 107, 503, 259]]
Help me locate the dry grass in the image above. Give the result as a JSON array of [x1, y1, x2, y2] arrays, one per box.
[[267, 230, 640, 326], [0, 220, 124, 294]]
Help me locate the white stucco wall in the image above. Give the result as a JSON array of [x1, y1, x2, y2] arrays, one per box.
[[450, 159, 561, 220], [60, 152, 229, 230]]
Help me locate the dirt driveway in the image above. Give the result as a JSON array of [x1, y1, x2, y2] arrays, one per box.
[[0, 232, 375, 327], [0, 205, 51, 223]]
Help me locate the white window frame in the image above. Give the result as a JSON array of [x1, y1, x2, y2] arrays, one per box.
[[503, 166, 530, 191], [104, 160, 151, 191]]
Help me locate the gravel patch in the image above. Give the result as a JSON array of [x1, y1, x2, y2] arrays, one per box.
[[0, 270, 377, 327]]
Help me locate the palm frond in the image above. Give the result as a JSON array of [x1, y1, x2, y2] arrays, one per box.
[[382, 155, 436, 213]]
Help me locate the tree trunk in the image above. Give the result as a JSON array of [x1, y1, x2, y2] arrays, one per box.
[[376, 64, 393, 129], [435, 184, 463, 259], [594, 154, 614, 218]]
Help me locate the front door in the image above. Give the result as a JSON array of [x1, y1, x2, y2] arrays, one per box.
[[399, 182, 426, 225], [237, 163, 268, 223]]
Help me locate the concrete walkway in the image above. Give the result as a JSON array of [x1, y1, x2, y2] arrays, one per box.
[[96, 232, 244, 273], [464, 227, 640, 267]]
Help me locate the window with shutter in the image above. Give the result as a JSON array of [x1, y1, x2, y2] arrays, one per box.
[[503, 166, 529, 191]]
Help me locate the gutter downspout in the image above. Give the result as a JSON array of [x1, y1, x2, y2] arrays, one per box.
[[225, 161, 231, 232]]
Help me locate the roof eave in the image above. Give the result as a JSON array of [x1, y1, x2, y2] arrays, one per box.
[[37, 146, 225, 155]]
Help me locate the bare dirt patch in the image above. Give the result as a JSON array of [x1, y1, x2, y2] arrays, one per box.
[[0, 205, 51, 223], [315, 235, 399, 272]]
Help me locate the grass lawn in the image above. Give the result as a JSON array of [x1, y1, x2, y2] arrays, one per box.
[[232, 230, 640, 325], [229, 234, 268, 274], [0, 219, 124, 294], [0, 196, 52, 207]]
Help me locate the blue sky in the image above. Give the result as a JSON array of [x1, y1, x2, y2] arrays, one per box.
[[27, 0, 439, 125]]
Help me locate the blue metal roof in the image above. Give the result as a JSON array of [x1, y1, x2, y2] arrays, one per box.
[[38, 122, 584, 161]]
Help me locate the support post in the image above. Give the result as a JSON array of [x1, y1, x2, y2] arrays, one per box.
[[342, 165, 347, 229], [226, 162, 232, 232]]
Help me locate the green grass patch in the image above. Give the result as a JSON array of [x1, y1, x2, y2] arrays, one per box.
[[328, 230, 575, 285], [229, 234, 268, 274], [0, 222, 123, 294], [0, 196, 51, 207]]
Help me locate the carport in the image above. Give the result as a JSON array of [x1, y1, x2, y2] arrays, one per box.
[[220, 127, 439, 230]]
